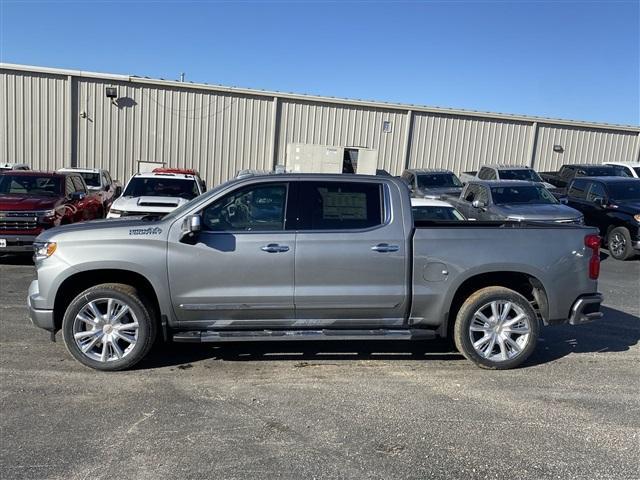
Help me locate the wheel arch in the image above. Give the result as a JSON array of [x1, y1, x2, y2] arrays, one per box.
[[442, 270, 549, 337], [53, 269, 162, 333]]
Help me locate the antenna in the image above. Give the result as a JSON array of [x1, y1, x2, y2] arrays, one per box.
[[179, 72, 185, 82]]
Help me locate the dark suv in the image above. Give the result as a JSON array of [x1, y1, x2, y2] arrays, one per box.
[[565, 177, 640, 260]]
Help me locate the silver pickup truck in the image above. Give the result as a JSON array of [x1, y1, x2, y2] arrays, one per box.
[[27, 174, 603, 371]]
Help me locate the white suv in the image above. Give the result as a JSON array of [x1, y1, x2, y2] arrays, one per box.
[[107, 168, 206, 218]]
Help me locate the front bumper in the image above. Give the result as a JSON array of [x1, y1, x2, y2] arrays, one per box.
[[27, 280, 55, 331], [567, 293, 603, 325], [0, 234, 37, 253]]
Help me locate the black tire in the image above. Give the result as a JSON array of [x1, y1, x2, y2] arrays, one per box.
[[453, 286, 540, 370], [61, 283, 157, 371], [607, 227, 635, 261]]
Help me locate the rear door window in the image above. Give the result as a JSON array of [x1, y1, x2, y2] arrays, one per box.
[[568, 179, 588, 199], [296, 181, 383, 230]]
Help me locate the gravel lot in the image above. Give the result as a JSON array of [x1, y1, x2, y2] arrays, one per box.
[[1, 254, 638, 480]]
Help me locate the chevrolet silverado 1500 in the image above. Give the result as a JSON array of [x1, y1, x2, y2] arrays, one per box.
[[28, 174, 603, 371]]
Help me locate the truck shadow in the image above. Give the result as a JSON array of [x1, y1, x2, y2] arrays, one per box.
[[139, 338, 463, 369], [138, 305, 638, 370], [527, 305, 640, 367]]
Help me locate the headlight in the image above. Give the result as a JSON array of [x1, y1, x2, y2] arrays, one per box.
[[634, 214, 640, 222], [506, 216, 525, 222], [108, 209, 122, 218], [36, 209, 56, 218], [33, 241, 57, 260]]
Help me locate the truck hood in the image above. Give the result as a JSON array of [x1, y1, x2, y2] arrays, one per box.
[[417, 186, 463, 198], [36, 216, 169, 242], [611, 200, 640, 214], [111, 195, 188, 213], [0, 194, 60, 211], [494, 203, 583, 221]]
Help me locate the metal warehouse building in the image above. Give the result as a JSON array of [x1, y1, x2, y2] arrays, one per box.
[[1, 63, 639, 187]]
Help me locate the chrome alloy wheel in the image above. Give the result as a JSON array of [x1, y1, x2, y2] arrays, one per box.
[[609, 232, 626, 257], [468, 300, 531, 362], [72, 298, 139, 362]]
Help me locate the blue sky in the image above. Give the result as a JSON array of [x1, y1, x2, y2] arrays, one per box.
[[1, 1, 638, 125]]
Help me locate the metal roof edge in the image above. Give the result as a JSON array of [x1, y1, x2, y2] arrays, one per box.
[[2, 62, 639, 133]]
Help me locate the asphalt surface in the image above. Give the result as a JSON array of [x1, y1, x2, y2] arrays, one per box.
[[0, 254, 639, 480]]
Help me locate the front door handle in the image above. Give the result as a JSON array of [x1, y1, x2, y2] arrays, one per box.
[[261, 243, 290, 253], [371, 243, 399, 253]]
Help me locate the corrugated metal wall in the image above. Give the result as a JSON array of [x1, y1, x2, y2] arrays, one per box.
[[277, 100, 408, 175], [75, 78, 274, 187], [2, 65, 639, 187], [408, 113, 533, 174], [533, 124, 640, 172], [0, 69, 70, 171]]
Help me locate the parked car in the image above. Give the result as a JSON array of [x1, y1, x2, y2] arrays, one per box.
[[602, 161, 640, 179], [539, 164, 620, 194], [107, 168, 206, 218], [411, 197, 466, 221], [400, 168, 464, 198], [58, 167, 122, 213], [460, 164, 557, 192], [446, 180, 584, 223], [0, 170, 103, 253], [1, 162, 30, 171], [28, 174, 602, 371], [565, 177, 640, 260]]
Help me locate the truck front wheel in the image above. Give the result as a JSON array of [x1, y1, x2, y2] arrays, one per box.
[[61, 283, 157, 371], [454, 286, 539, 370]]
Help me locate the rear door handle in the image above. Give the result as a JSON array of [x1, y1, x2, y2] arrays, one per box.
[[371, 243, 399, 253], [261, 243, 290, 253]]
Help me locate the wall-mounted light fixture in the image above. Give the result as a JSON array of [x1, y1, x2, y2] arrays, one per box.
[[553, 144, 564, 153], [105, 87, 118, 106], [382, 121, 392, 133]]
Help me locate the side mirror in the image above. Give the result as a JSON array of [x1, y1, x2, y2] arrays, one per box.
[[472, 200, 486, 209], [115, 185, 122, 198], [182, 214, 202, 238], [70, 192, 85, 201], [104, 185, 110, 192]]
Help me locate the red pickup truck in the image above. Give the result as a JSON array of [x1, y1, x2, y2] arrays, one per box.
[[0, 170, 104, 253]]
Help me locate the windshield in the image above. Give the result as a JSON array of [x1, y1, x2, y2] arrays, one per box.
[[416, 173, 462, 189], [499, 169, 543, 182], [412, 205, 466, 221], [123, 177, 199, 199], [607, 181, 640, 201], [0, 175, 61, 196], [491, 185, 559, 205], [79, 172, 101, 187], [634, 167, 640, 177], [579, 166, 618, 177]]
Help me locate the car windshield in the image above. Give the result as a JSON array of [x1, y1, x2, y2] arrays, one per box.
[[0, 175, 61, 196], [123, 177, 199, 199], [634, 167, 640, 177], [491, 185, 559, 205], [412, 205, 466, 221], [416, 173, 462, 189], [499, 169, 543, 182], [579, 167, 618, 176], [79, 172, 101, 187], [607, 181, 640, 201]]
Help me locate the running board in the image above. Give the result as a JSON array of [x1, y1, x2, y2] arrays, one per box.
[[172, 329, 436, 343]]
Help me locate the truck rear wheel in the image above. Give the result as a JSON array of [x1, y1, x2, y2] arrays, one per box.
[[454, 286, 539, 370], [61, 283, 156, 371]]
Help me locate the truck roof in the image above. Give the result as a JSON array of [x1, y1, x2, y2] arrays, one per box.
[[603, 161, 640, 168], [0, 170, 66, 177], [577, 176, 640, 184], [58, 167, 104, 174], [481, 164, 533, 170], [404, 168, 455, 174], [468, 179, 538, 186], [133, 171, 197, 180]]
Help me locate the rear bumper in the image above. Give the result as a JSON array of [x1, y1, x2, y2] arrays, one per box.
[[27, 280, 55, 331], [567, 293, 603, 325], [0, 234, 37, 253]]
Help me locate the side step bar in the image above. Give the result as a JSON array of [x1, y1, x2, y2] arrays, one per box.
[[172, 329, 436, 343]]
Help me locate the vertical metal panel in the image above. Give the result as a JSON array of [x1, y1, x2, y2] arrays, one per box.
[[408, 113, 533, 174], [0, 69, 70, 170], [277, 100, 408, 175], [75, 78, 274, 187], [533, 124, 640, 171]]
